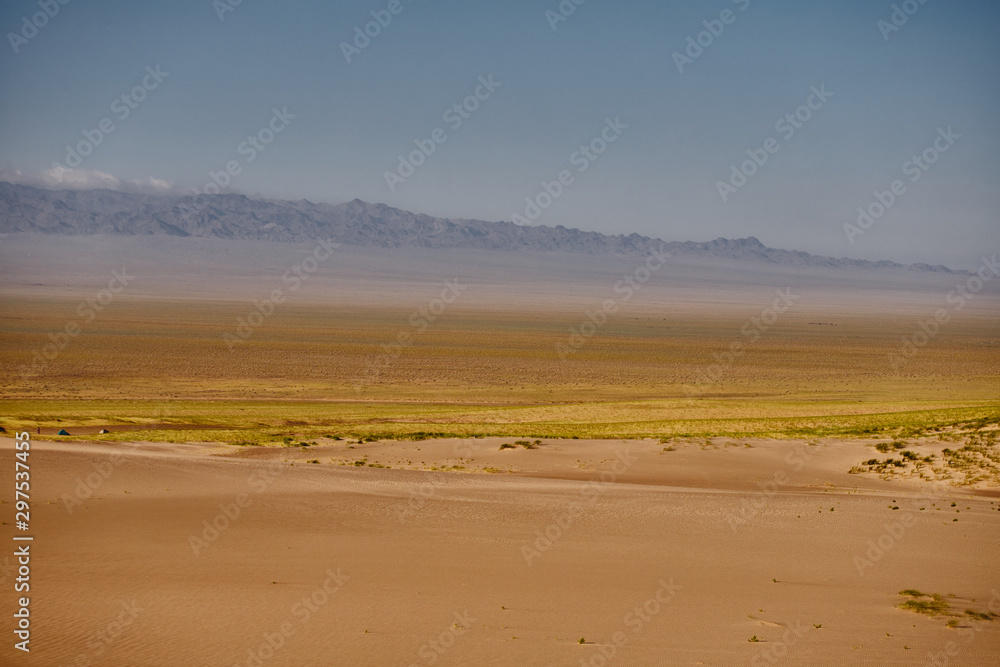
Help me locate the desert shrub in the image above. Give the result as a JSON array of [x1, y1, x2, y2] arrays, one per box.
[[897, 591, 949, 616]]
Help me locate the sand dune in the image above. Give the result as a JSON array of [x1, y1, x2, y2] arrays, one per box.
[[3, 436, 997, 666]]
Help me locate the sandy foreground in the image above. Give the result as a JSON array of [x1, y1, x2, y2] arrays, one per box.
[[1, 436, 998, 666]]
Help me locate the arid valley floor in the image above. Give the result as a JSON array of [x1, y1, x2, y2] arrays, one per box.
[[1, 235, 998, 665]]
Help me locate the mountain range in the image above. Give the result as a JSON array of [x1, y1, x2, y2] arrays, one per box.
[[0, 181, 956, 273]]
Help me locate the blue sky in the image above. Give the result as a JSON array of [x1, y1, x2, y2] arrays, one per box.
[[1, 0, 997, 267]]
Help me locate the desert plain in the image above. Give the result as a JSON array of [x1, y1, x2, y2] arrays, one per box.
[[1, 234, 999, 666]]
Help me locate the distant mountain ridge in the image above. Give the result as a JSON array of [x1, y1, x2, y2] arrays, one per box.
[[0, 182, 957, 273]]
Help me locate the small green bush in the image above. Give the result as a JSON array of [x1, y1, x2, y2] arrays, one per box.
[[897, 591, 949, 616]]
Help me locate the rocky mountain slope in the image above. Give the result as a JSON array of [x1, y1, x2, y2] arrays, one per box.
[[0, 182, 955, 272]]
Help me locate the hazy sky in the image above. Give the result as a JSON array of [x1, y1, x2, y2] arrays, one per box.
[[1, 0, 997, 268]]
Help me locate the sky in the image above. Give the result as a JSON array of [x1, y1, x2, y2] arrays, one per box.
[[0, 0, 997, 268]]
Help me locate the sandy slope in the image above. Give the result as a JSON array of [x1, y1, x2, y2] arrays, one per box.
[[1, 437, 998, 666]]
